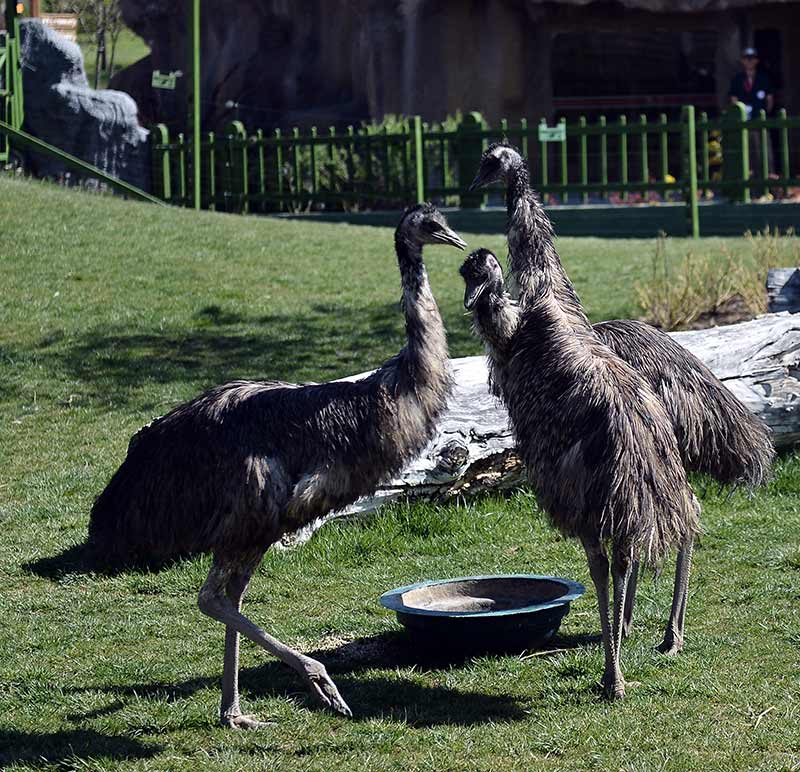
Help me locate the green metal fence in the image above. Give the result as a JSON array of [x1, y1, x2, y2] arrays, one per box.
[[0, 6, 24, 164], [151, 104, 800, 236]]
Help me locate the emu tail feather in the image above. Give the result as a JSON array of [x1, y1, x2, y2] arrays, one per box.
[[595, 320, 774, 488]]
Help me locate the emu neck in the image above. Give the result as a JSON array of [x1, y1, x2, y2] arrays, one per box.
[[394, 236, 450, 399], [472, 291, 520, 399], [506, 164, 591, 330], [474, 292, 519, 365]]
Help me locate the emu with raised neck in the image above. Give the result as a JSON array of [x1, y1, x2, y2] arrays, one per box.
[[87, 203, 465, 728]]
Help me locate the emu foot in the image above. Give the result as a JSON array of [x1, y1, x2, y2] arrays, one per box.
[[301, 657, 352, 717], [600, 671, 626, 701], [656, 633, 684, 656], [221, 712, 272, 730]]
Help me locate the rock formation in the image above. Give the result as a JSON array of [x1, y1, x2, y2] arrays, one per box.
[[19, 19, 150, 190]]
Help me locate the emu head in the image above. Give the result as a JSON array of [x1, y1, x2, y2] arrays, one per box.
[[459, 248, 504, 309], [398, 203, 467, 250], [469, 143, 524, 191]]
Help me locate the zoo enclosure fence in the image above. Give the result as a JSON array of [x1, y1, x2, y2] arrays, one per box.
[[0, 6, 24, 164], [151, 104, 800, 238]]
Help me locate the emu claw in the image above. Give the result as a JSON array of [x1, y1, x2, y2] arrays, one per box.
[[222, 713, 272, 730], [656, 636, 684, 656], [303, 659, 353, 717]]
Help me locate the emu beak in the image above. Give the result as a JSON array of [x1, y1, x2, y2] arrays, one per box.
[[463, 282, 486, 310], [435, 226, 467, 250], [468, 169, 488, 192]]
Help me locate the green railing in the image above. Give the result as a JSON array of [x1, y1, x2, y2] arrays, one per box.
[[151, 104, 800, 235], [0, 6, 24, 164]]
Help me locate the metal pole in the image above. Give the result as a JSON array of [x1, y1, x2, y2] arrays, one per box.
[[684, 105, 699, 239], [188, 0, 201, 209], [413, 115, 424, 204]]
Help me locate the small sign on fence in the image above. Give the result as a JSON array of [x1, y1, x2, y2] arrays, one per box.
[[151, 70, 182, 90], [40, 13, 78, 43], [538, 123, 566, 142]]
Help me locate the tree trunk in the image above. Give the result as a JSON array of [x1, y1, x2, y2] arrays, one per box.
[[282, 312, 800, 546]]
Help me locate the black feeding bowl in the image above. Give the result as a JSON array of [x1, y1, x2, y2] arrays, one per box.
[[380, 574, 585, 653]]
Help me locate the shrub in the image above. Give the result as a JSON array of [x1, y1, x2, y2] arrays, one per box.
[[637, 228, 799, 330]]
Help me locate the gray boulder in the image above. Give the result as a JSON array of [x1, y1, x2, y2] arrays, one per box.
[[19, 19, 150, 191]]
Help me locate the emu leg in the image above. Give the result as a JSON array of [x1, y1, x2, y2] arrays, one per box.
[[220, 567, 270, 729], [198, 557, 352, 718], [582, 537, 625, 700], [622, 561, 639, 639], [657, 536, 694, 656], [610, 546, 633, 666]]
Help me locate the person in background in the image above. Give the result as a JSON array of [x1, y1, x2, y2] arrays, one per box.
[[729, 47, 774, 185]]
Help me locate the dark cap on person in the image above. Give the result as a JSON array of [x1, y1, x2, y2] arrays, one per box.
[[741, 47, 758, 58]]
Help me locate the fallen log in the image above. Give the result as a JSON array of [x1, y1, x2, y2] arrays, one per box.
[[283, 312, 800, 545], [767, 268, 800, 314]]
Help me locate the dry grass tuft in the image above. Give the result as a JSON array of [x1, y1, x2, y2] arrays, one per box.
[[637, 228, 799, 330]]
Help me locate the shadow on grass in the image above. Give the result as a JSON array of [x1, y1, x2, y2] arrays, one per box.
[[66, 630, 598, 728], [23, 300, 476, 408], [0, 728, 162, 767], [23, 542, 96, 580]]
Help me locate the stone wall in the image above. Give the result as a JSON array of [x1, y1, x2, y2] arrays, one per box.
[[112, 0, 800, 130]]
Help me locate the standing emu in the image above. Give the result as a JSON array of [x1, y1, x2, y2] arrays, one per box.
[[465, 167, 709, 700], [469, 143, 772, 642], [88, 204, 466, 727]]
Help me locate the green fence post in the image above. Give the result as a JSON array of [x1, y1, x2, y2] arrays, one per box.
[[579, 115, 588, 204], [758, 108, 769, 184], [347, 125, 356, 204], [520, 117, 529, 164], [412, 115, 425, 204], [619, 115, 628, 201], [205, 130, 215, 210], [599, 115, 607, 198], [187, 0, 201, 210], [721, 102, 749, 203], [381, 125, 391, 195], [539, 117, 549, 190], [779, 108, 790, 185], [177, 132, 187, 205], [699, 111, 710, 189], [151, 123, 172, 202], [440, 123, 451, 197], [683, 105, 699, 238], [310, 126, 318, 199], [225, 120, 248, 213], [659, 113, 669, 182], [292, 126, 302, 208], [559, 117, 568, 203], [457, 111, 486, 208], [274, 128, 284, 210], [639, 114, 649, 189], [255, 128, 265, 212]]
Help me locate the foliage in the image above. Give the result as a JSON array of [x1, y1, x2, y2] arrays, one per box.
[[1, 177, 799, 770], [637, 228, 799, 330], [260, 113, 463, 214]]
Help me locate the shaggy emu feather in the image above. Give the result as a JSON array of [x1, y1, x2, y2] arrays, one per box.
[[466, 142, 772, 648], [468, 146, 710, 699], [88, 203, 465, 727]]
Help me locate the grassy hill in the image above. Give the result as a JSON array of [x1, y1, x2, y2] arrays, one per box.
[[1, 177, 799, 771]]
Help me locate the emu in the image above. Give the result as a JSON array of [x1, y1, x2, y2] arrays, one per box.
[[88, 203, 466, 727], [469, 143, 772, 638], [466, 162, 708, 698], [460, 245, 773, 639]]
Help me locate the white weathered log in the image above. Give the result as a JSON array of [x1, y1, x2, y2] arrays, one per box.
[[767, 268, 800, 314], [283, 312, 800, 545]]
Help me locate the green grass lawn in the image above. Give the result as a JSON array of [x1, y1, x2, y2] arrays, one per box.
[[1, 176, 799, 771]]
